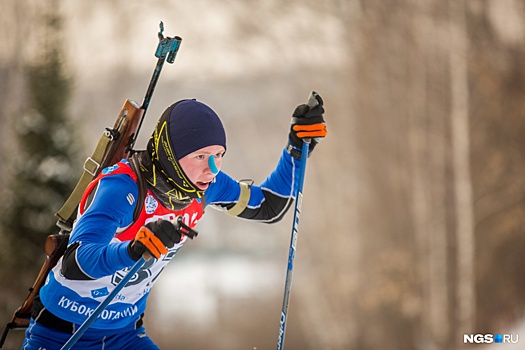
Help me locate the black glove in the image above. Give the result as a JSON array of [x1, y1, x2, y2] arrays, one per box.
[[127, 219, 182, 261], [287, 93, 327, 159]]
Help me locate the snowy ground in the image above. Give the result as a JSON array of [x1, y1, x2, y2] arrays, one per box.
[[151, 254, 282, 326]]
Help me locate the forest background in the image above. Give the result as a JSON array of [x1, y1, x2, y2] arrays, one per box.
[[1, 1, 525, 349]]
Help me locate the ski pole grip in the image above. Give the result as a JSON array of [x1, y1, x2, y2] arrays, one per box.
[[306, 91, 319, 109], [140, 217, 198, 261], [172, 216, 198, 239], [303, 91, 319, 144]]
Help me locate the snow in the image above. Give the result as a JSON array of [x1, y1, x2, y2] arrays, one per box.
[[152, 254, 281, 326]]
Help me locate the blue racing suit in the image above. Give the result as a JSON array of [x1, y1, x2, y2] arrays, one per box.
[[22, 148, 301, 350]]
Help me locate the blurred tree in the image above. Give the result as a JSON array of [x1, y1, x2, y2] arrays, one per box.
[[468, 0, 525, 335], [295, 1, 525, 350], [449, 0, 475, 343], [0, 0, 80, 346]]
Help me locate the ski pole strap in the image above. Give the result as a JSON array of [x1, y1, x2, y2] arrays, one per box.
[[227, 180, 251, 217], [55, 130, 112, 229]]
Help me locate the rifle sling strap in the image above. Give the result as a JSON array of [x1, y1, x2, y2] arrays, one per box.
[[55, 130, 113, 229]]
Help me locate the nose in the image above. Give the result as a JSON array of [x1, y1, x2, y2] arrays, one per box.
[[208, 155, 219, 175]]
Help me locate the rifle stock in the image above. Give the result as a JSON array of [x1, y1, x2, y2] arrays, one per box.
[[54, 99, 144, 229], [104, 99, 144, 167], [0, 234, 68, 345]]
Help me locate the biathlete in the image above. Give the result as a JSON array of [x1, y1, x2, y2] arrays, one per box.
[[22, 95, 327, 349]]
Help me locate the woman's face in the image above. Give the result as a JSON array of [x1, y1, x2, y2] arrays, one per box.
[[178, 145, 226, 191]]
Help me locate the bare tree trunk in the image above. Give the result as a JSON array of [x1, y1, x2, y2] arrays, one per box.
[[427, 95, 449, 349], [410, 5, 452, 348], [0, 0, 29, 179], [408, 7, 433, 349], [448, 0, 475, 342]]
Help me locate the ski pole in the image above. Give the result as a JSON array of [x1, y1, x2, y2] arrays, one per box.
[[276, 91, 319, 350], [60, 217, 197, 350], [60, 257, 146, 350]]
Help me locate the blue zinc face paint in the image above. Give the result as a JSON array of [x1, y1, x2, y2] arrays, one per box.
[[208, 155, 219, 175]]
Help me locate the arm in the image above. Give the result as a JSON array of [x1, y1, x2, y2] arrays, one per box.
[[61, 174, 138, 279], [205, 93, 327, 223], [205, 148, 300, 223]]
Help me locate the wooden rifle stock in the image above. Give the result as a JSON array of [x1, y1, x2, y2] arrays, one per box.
[[104, 100, 144, 167], [0, 235, 68, 345]]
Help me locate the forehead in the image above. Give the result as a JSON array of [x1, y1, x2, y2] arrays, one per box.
[[188, 145, 226, 155]]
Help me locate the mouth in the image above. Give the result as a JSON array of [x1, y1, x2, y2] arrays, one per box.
[[195, 181, 211, 190]]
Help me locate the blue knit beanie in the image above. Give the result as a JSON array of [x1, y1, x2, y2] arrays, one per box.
[[145, 99, 227, 202], [168, 99, 227, 160]]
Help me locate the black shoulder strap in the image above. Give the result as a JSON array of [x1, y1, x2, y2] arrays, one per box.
[[201, 195, 206, 213], [129, 153, 147, 222]]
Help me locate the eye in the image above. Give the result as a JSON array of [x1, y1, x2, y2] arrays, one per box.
[[215, 152, 224, 158], [196, 155, 205, 160]]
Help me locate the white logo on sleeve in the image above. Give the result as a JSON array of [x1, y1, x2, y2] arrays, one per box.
[[126, 193, 135, 205]]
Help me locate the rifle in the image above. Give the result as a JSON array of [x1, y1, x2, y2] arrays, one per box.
[[0, 22, 181, 348]]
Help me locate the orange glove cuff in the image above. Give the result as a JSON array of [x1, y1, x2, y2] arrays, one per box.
[[293, 123, 327, 138], [135, 226, 168, 259]]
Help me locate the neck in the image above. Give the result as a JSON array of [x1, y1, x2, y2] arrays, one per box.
[[137, 151, 193, 210]]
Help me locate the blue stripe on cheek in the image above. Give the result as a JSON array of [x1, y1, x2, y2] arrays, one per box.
[[208, 155, 219, 175]]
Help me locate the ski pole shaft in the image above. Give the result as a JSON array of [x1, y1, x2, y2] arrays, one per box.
[[276, 91, 318, 350], [60, 257, 146, 350]]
